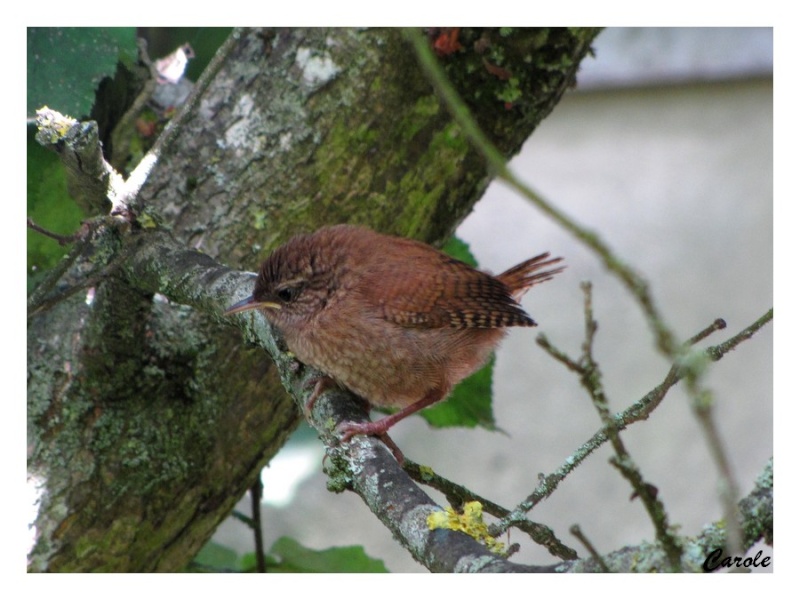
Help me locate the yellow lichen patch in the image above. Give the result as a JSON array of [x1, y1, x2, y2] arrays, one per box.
[[418, 465, 435, 482], [36, 106, 78, 139], [427, 501, 505, 554]]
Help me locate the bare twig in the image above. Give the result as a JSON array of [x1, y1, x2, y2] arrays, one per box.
[[570, 525, 609, 572], [707, 310, 772, 360], [250, 478, 266, 573], [27, 218, 80, 246], [27, 234, 91, 315], [561, 282, 684, 569], [688, 318, 728, 345], [403, 459, 577, 560], [496, 310, 772, 535], [229, 480, 268, 571], [536, 334, 582, 373], [26, 219, 133, 317], [693, 397, 743, 558]]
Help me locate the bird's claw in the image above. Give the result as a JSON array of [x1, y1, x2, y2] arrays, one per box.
[[336, 420, 405, 463]]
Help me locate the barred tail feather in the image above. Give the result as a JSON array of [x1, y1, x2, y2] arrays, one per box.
[[498, 253, 565, 302]]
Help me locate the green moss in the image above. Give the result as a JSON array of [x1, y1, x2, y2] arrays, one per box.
[[74, 533, 99, 560], [280, 28, 600, 243], [54, 306, 229, 503], [398, 95, 441, 143], [251, 208, 268, 230], [368, 75, 383, 93], [326, 471, 351, 494], [305, 86, 466, 238], [324, 454, 354, 494], [496, 77, 522, 104], [391, 121, 470, 235]]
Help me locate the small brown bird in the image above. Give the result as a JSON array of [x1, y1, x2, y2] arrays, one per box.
[[225, 224, 563, 442]]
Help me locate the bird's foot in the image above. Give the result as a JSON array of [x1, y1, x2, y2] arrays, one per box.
[[337, 419, 405, 463]]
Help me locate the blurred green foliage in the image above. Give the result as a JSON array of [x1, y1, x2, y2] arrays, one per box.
[[27, 27, 138, 118], [193, 537, 389, 573], [26, 129, 84, 292]]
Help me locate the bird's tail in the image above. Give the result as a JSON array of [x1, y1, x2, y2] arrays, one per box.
[[498, 253, 565, 302]]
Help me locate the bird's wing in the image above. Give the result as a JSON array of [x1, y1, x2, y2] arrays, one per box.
[[360, 248, 536, 329]]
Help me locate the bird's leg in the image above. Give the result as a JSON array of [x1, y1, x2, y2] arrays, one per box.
[[303, 375, 336, 419], [308, 378, 407, 462], [304, 375, 370, 419], [337, 388, 444, 442], [378, 433, 405, 464]]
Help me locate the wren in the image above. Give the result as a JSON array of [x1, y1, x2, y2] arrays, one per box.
[[225, 224, 563, 442]]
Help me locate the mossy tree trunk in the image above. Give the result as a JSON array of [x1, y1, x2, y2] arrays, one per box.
[[27, 27, 601, 572]]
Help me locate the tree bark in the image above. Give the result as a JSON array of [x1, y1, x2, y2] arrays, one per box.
[[28, 27, 601, 572]]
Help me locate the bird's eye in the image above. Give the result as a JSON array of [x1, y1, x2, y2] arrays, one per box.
[[276, 286, 298, 303]]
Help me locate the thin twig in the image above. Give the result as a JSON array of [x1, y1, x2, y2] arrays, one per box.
[[577, 282, 683, 570], [688, 318, 728, 345], [403, 459, 577, 560], [27, 218, 80, 246], [707, 310, 772, 360], [570, 525, 610, 572], [496, 310, 771, 534], [693, 398, 743, 557], [27, 226, 96, 315], [536, 334, 582, 372], [250, 478, 266, 573], [27, 224, 132, 317]]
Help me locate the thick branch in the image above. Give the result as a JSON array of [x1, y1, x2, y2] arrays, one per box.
[[35, 108, 116, 215]]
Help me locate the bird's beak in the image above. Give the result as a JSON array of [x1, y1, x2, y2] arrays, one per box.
[[224, 295, 281, 316]]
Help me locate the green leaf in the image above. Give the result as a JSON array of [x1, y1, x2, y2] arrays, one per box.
[[421, 354, 497, 430], [253, 536, 389, 573], [27, 27, 138, 118], [27, 129, 84, 292], [442, 235, 478, 267], [192, 541, 240, 572]]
